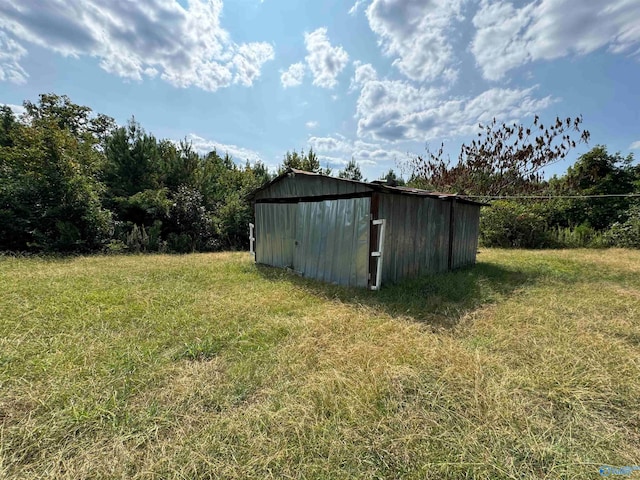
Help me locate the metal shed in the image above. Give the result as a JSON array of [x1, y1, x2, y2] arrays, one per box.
[[248, 169, 486, 290]]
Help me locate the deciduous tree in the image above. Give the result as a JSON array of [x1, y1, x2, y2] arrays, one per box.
[[409, 115, 590, 196]]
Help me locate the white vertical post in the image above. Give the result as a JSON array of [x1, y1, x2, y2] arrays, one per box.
[[249, 222, 255, 258], [370, 219, 386, 290], [375, 219, 385, 290]]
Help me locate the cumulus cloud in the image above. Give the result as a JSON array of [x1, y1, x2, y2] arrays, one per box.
[[308, 134, 410, 165], [308, 135, 351, 152], [305, 121, 318, 129], [355, 76, 556, 141], [0, 0, 274, 91], [304, 28, 349, 89], [472, 0, 640, 81], [355, 79, 443, 141], [365, 0, 463, 83], [185, 133, 263, 164], [233, 42, 275, 87], [0, 32, 28, 84], [630, 141, 640, 150], [280, 62, 305, 88], [349, 61, 377, 91]]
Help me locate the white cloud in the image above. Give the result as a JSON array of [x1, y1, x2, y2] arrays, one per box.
[[350, 61, 377, 91], [355, 76, 556, 141], [365, 0, 463, 83], [348, 0, 368, 15], [304, 28, 349, 89], [308, 135, 351, 152], [316, 155, 352, 167], [305, 121, 318, 129], [0, 0, 274, 92], [1, 102, 26, 116], [317, 155, 378, 168], [280, 62, 305, 88], [0, 32, 28, 84], [185, 133, 263, 164], [233, 42, 275, 87], [308, 134, 411, 165], [355, 79, 443, 141], [630, 141, 640, 150], [472, 0, 640, 81]]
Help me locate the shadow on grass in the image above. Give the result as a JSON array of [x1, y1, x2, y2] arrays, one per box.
[[255, 261, 540, 330]]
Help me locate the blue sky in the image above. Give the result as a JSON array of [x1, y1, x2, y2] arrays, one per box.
[[1, 0, 639, 180]]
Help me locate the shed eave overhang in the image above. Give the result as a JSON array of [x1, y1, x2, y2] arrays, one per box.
[[247, 168, 488, 206]]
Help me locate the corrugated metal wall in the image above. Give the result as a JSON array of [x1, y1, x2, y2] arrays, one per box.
[[254, 198, 370, 287], [253, 174, 370, 200], [255, 203, 297, 268], [450, 202, 481, 269], [378, 194, 451, 284], [253, 173, 482, 288], [294, 198, 370, 288]]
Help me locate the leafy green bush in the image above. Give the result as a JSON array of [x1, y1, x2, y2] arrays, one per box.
[[167, 232, 194, 253], [125, 224, 149, 253], [111, 189, 171, 227], [480, 201, 554, 248], [0, 118, 112, 252], [215, 192, 253, 250], [104, 239, 127, 254], [480, 200, 640, 249], [148, 220, 164, 252], [168, 186, 215, 251], [548, 224, 606, 248], [603, 205, 640, 248]]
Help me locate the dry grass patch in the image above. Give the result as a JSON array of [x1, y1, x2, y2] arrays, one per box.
[[1, 249, 639, 478]]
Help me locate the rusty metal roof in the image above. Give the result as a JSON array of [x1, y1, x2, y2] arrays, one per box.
[[249, 168, 489, 206]]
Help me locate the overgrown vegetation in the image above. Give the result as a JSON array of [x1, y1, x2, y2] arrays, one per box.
[[1, 250, 639, 478], [0, 94, 272, 253], [409, 115, 592, 196], [476, 146, 640, 248], [2, 97, 639, 253], [407, 116, 639, 248]]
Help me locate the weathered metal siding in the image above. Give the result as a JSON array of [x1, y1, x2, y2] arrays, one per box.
[[294, 198, 370, 288], [254, 203, 297, 268], [253, 171, 483, 288], [253, 173, 371, 200], [378, 194, 451, 284], [450, 202, 480, 269]]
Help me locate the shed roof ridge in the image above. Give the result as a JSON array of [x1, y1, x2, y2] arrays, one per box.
[[248, 168, 488, 206]]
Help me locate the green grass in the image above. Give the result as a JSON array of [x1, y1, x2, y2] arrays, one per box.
[[1, 249, 639, 479]]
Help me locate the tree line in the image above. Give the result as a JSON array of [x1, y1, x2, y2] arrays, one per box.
[[1, 94, 638, 253], [0, 94, 273, 253], [477, 146, 640, 248], [406, 117, 640, 248]]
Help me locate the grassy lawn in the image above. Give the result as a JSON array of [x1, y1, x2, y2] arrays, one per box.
[[1, 249, 639, 479]]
